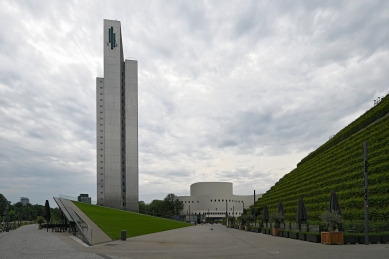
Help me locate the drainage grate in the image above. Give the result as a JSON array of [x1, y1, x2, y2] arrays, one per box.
[[104, 244, 117, 246]]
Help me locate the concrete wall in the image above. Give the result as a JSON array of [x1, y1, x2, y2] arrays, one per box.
[[125, 59, 138, 212], [97, 19, 138, 211]]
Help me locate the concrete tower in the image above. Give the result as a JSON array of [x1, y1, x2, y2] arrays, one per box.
[[96, 19, 138, 212]]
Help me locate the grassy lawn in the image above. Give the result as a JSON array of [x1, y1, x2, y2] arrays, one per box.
[[73, 201, 192, 240]]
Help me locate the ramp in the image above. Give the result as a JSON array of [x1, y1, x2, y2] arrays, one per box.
[[53, 197, 111, 245]]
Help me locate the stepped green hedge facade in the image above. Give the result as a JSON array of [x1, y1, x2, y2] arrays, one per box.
[[257, 94, 389, 225]]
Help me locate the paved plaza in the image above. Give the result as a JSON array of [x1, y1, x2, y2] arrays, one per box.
[[1, 224, 389, 259]]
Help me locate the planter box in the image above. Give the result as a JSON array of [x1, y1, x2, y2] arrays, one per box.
[[255, 228, 260, 233], [272, 228, 280, 236], [283, 231, 289, 238], [359, 235, 381, 244], [298, 233, 306, 241], [307, 234, 321, 243], [381, 235, 389, 244], [245, 226, 250, 231], [344, 235, 358, 244], [321, 232, 344, 245], [289, 232, 298, 239]]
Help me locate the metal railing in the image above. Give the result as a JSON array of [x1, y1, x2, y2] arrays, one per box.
[[67, 209, 93, 246]]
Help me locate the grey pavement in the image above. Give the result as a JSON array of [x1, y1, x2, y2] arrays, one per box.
[[1, 224, 389, 259], [58, 224, 389, 259], [0, 224, 125, 259]]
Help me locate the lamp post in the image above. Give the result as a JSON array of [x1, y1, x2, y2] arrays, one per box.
[[253, 190, 256, 228]]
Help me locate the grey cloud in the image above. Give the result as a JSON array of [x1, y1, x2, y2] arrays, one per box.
[[1, 0, 388, 204]]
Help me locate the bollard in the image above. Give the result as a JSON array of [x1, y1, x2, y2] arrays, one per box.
[[121, 230, 126, 241]]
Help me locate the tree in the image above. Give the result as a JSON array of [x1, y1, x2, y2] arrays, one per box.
[[14, 202, 23, 209], [148, 199, 164, 215], [0, 193, 8, 215], [162, 193, 183, 216], [138, 201, 146, 212], [9, 210, 15, 221]]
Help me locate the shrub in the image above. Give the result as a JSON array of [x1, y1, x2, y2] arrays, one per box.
[[269, 211, 285, 228], [319, 210, 342, 232], [36, 216, 44, 225]]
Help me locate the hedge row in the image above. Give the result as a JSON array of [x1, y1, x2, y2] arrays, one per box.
[[256, 98, 389, 223], [297, 93, 389, 167]]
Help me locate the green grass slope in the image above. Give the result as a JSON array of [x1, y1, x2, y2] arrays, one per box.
[[74, 201, 191, 240], [257, 94, 389, 226]]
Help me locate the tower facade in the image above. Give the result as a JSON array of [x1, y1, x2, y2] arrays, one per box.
[[96, 19, 138, 212]]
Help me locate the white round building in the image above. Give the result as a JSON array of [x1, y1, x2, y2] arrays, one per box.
[[178, 182, 262, 220]]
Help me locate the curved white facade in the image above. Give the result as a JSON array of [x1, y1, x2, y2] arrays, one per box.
[[178, 182, 262, 218]]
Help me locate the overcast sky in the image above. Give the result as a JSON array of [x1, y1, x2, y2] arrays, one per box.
[[0, 0, 388, 205]]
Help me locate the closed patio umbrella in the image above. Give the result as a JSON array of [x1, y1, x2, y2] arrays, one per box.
[[277, 201, 284, 217], [329, 191, 341, 214], [43, 200, 51, 232], [262, 204, 269, 227], [296, 197, 308, 225], [328, 191, 342, 230]]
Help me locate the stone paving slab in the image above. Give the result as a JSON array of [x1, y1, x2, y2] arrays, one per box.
[[54, 224, 389, 259]]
